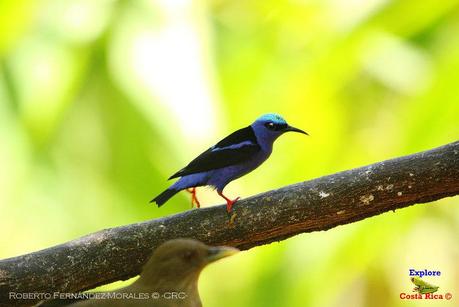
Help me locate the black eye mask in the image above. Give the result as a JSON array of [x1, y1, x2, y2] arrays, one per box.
[[264, 122, 287, 131]]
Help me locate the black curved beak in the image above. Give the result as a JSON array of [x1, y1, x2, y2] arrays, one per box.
[[284, 125, 309, 135]]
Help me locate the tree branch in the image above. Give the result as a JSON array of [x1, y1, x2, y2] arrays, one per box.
[[1, 141, 459, 306]]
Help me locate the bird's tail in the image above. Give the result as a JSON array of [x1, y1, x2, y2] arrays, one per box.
[[151, 189, 179, 207]]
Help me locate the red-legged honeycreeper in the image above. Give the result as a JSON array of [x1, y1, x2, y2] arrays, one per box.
[[151, 113, 308, 212]]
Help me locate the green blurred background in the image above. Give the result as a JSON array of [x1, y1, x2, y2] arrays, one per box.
[[1, 0, 458, 306]]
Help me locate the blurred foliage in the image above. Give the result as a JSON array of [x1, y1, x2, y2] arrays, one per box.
[[1, 0, 458, 306]]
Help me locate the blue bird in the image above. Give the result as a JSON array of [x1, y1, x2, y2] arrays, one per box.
[[151, 113, 308, 212]]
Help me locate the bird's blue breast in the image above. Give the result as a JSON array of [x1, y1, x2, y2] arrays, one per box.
[[206, 149, 271, 191], [170, 149, 271, 192]]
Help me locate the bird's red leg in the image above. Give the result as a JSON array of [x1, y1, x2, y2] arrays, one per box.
[[217, 191, 240, 213], [186, 188, 200, 208]]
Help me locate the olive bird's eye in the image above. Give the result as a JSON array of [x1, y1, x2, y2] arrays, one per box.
[[265, 122, 276, 130], [182, 250, 196, 262]]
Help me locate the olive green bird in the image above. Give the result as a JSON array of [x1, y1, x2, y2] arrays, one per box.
[[411, 276, 439, 294], [37, 239, 238, 307]]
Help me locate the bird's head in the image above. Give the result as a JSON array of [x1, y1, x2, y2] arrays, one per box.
[[138, 239, 239, 288], [251, 113, 308, 145]]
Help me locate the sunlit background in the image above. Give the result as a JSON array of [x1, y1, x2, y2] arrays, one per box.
[[1, 0, 459, 306]]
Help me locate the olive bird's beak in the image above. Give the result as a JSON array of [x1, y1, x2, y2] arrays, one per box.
[[284, 125, 309, 135], [206, 246, 239, 262]]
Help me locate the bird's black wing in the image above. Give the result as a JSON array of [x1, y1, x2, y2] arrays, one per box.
[[169, 126, 260, 179]]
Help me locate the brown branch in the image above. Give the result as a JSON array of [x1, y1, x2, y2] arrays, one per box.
[[1, 141, 459, 306]]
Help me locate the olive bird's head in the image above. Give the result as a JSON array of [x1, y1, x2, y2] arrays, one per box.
[[138, 239, 239, 288]]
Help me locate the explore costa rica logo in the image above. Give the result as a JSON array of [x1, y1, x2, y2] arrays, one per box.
[[399, 269, 452, 300]]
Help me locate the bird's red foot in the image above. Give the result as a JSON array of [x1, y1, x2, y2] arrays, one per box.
[[186, 188, 200, 208], [218, 191, 240, 213]]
